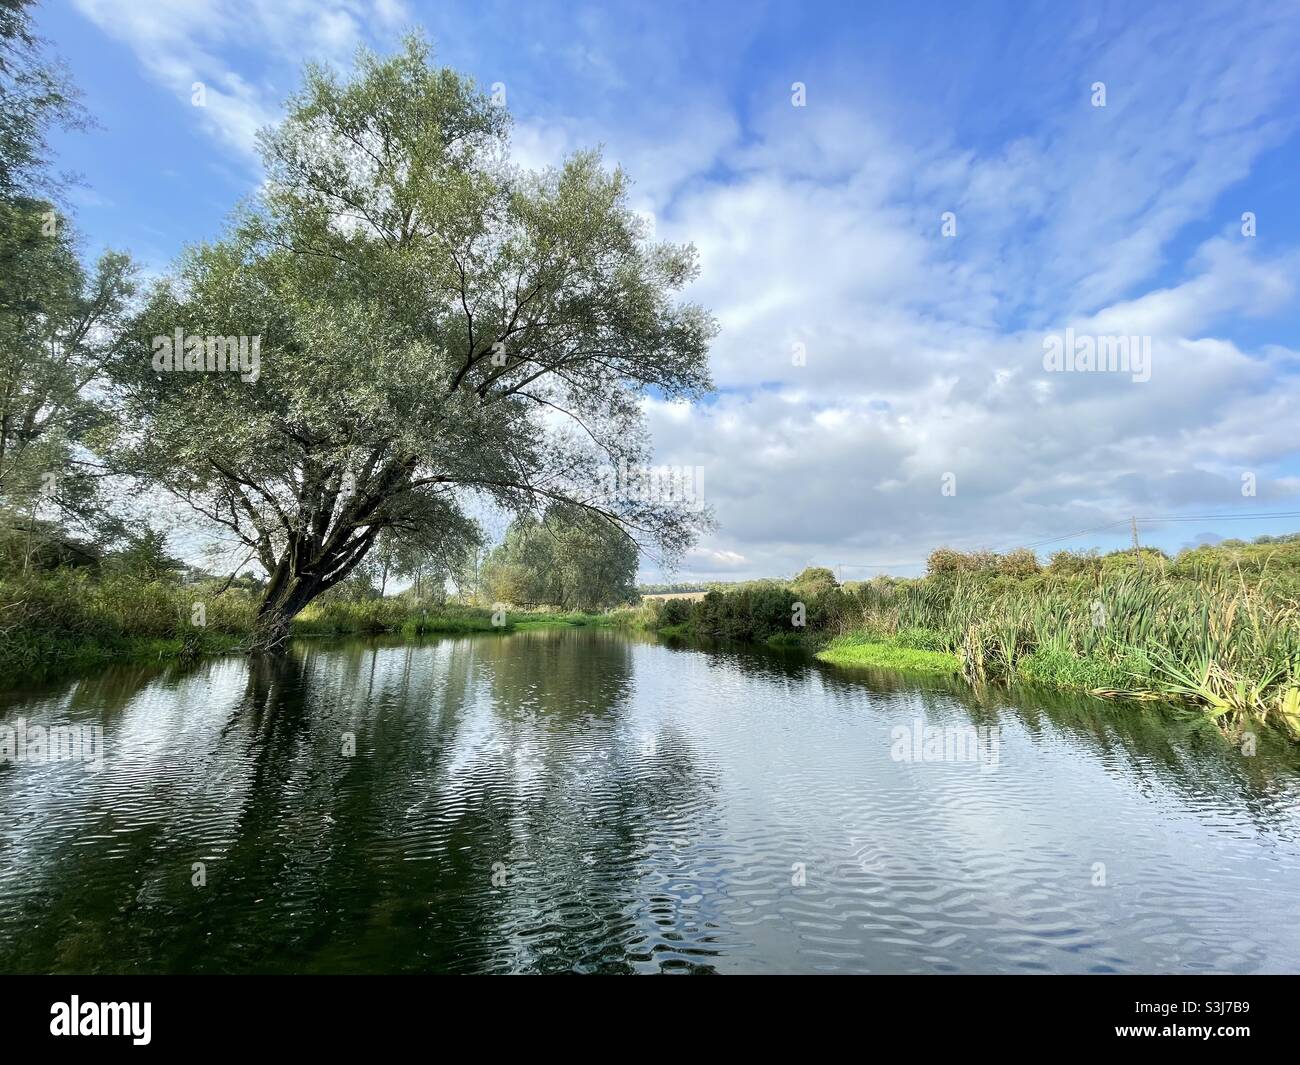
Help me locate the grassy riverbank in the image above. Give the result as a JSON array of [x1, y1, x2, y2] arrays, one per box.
[[10, 537, 1300, 739], [814, 633, 962, 674], [615, 539, 1300, 738], [0, 571, 610, 686]]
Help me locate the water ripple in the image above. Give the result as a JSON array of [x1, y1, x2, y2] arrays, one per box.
[[1, 629, 1298, 973]]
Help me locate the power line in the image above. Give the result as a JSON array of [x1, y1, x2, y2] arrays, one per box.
[[1136, 511, 1300, 524], [837, 561, 930, 569], [1021, 519, 1133, 550]]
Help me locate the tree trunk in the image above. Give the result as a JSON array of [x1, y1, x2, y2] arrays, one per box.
[[250, 607, 295, 656], [249, 574, 322, 655], [247, 520, 382, 655]]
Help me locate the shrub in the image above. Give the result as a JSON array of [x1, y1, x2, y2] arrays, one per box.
[[1048, 549, 1102, 577], [997, 548, 1041, 578]]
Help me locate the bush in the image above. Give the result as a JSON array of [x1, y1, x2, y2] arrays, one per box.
[[1100, 547, 1168, 576], [790, 566, 839, 597], [1048, 549, 1102, 577], [0, 571, 256, 682], [658, 597, 694, 627], [927, 548, 1003, 577], [997, 548, 1041, 578]]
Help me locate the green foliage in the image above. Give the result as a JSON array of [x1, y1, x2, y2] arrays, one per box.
[[604, 602, 659, 630], [481, 506, 638, 610], [790, 565, 838, 597], [0, 0, 85, 197], [927, 547, 1040, 578], [1016, 647, 1133, 691], [623, 541, 1300, 737], [0, 569, 254, 681], [1100, 546, 1169, 575], [997, 548, 1041, 578], [657, 597, 694, 627], [815, 634, 961, 674], [1047, 549, 1102, 577], [0, 566, 621, 682], [690, 585, 799, 641], [0, 4, 137, 571], [368, 526, 463, 603], [893, 626, 948, 652], [0, 197, 136, 541], [0, 510, 98, 573], [855, 562, 1300, 732], [102, 527, 184, 582], [105, 36, 714, 648], [926, 547, 999, 576], [510, 611, 601, 630], [294, 598, 499, 636]]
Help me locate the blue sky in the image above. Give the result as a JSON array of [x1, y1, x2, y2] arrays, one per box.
[[37, 0, 1300, 580]]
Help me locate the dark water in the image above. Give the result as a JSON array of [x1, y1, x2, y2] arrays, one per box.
[[1, 628, 1299, 974]]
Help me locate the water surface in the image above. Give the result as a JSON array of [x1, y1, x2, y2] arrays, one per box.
[[1, 628, 1298, 973]]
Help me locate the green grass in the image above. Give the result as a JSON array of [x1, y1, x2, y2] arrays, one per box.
[[764, 631, 808, 648], [511, 611, 604, 630], [397, 613, 501, 636], [1, 571, 256, 685], [604, 604, 658, 630], [292, 599, 499, 636], [851, 567, 1300, 734], [1014, 646, 1140, 692], [815, 634, 961, 675]]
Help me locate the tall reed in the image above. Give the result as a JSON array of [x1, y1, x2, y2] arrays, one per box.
[[851, 566, 1300, 734]]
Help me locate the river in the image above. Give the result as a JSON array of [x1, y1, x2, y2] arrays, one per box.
[[1, 627, 1298, 973]]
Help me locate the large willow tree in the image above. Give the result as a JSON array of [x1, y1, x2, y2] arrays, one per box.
[[109, 38, 714, 651]]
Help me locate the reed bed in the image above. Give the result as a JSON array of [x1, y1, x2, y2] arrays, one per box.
[[854, 567, 1300, 735], [626, 542, 1300, 737]]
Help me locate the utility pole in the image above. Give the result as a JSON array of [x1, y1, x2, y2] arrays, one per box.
[[1131, 516, 1141, 566]]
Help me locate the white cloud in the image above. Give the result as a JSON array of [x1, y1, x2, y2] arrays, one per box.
[[72, 0, 404, 158], [74, 0, 1300, 581]]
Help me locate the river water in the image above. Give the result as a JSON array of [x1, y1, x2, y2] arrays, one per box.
[[1, 627, 1298, 973]]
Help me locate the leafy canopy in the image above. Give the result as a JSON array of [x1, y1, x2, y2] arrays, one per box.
[[107, 36, 715, 636], [482, 505, 639, 610]]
